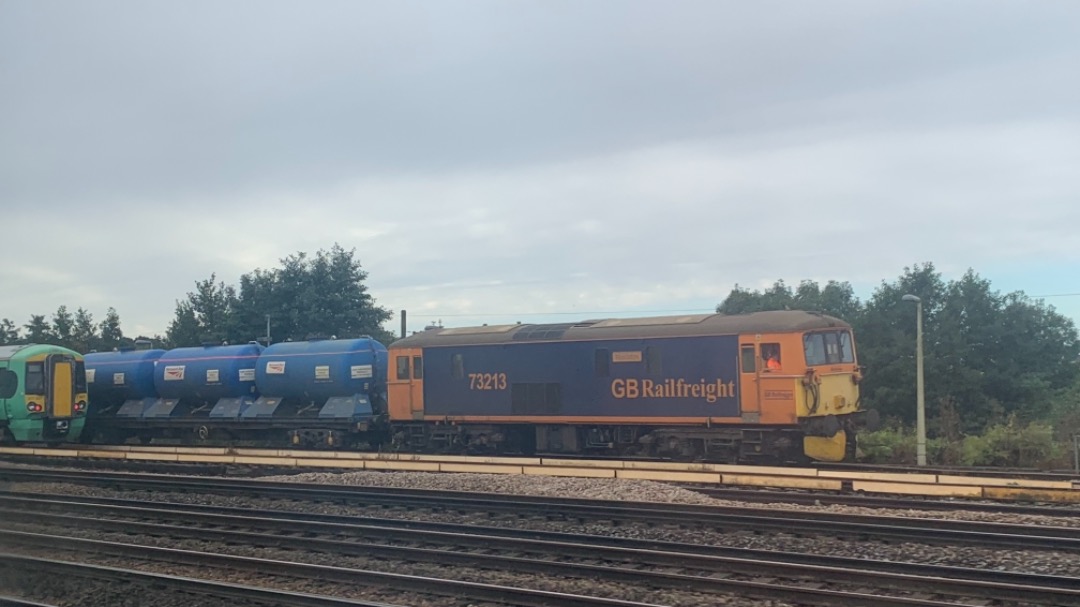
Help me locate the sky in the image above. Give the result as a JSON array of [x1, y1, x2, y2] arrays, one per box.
[[2, 0, 1079, 339]]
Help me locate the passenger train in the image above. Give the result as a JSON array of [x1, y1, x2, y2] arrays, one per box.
[[0, 344, 87, 444]]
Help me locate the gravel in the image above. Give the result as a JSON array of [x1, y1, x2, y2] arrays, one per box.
[[258, 470, 727, 504], [9, 480, 1080, 579]]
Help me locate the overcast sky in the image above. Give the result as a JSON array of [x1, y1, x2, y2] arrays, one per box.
[[3, 0, 1079, 338]]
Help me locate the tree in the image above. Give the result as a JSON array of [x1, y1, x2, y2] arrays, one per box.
[[0, 319, 20, 345], [52, 305, 75, 349], [72, 308, 97, 353], [97, 307, 124, 351], [166, 274, 238, 347], [24, 315, 53, 344], [718, 279, 861, 322], [178, 244, 395, 346]]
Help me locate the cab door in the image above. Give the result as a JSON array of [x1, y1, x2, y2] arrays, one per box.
[[387, 348, 425, 420], [47, 355, 74, 417], [738, 339, 761, 422]]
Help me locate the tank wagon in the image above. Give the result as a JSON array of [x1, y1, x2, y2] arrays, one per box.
[[0, 344, 87, 444], [84, 338, 388, 447], [81, 344, 165, 441], [386, 310, 877, 463]]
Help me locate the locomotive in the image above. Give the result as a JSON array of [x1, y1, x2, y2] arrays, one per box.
[[0, 344, 87, 444], [81, 310, 875, 463]]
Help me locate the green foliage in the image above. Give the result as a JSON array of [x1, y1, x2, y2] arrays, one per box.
[[0, 306, 124, 353], [97, 307, 125, 351], [0, 318, 20, 345], [859, 417, 1065, 468], [71, 308, 97, 353], [718, 279, 861, 321], [23, 314, 53, 343], [166, 274, 238, 347], [167, 244, 394, 347], [854, 426, 918, 463]]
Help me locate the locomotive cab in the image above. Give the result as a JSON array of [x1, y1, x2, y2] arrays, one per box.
[[0, 344, 88, 444]]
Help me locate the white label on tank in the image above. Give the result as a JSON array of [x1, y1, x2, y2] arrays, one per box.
[[206, 369, 220, 383], [163, 365, 185, 381], [315, 365, 330, 380], [350, 364, 373, 379], [86, 369, 96, 382], [266, 361, 286, 374], [239, 368, 255, 382], [113, 372, 125, 385]]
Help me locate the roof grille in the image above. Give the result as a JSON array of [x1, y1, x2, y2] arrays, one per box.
[[511, 323, 574, 341]]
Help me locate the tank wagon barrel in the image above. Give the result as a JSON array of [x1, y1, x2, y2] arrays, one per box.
[[252, 337, 388, 446]]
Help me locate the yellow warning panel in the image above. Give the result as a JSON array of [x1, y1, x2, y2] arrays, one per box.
[[616, 469, 722, 484], [523, 466, 616, 478], [983, 486, 1080, 502], [722, 474, 843, 491], [852, 480, 982, 497]]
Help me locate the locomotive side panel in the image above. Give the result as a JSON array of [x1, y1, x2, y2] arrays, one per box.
[[419, 335, 741, 421]]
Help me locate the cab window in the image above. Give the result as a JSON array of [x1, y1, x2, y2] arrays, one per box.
[[24, 362, 44, 395], [761, 343, 781, 371], [804, 331, 855, 365], [740, 345, 756, 373], [395, 356, 410, 380], [75, 361, 87, 392]]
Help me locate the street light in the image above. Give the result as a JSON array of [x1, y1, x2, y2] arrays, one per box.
[[902, 294, 926, 466]]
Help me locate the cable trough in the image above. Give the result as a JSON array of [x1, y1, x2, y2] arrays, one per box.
[[3, 492, 1080, 606]]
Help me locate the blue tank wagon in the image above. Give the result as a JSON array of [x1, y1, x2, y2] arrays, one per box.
[[387, 310, 877, 463], [83, 339, 390, 447], [84, 342, 262, 443], [82, 346, 166, 442], [253, 337, 389, 447], [0, 344, 87, 444]]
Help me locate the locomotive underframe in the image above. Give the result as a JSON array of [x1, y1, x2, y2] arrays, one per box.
[[389, 419, 849, 464]]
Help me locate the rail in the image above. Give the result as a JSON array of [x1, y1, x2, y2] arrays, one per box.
[[3, 444, 1080, 502], [3, 469, 1080, 552], [3, 492, 1079, 606]]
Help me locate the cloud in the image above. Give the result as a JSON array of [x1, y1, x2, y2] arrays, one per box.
[[3, 1, 1079, 336]]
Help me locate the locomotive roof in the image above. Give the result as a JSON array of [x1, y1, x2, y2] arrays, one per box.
[[0, 345, 30, 362], [390, 310, 851, 348], [0, 343, 81, 362]]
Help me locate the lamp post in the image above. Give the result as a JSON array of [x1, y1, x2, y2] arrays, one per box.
[[902, 294, 926, 466]]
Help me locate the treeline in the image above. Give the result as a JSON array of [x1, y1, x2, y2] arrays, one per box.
[[0, 307, 129, 352], [2, 244, 393, 354], [165, 244, 394, 347], [717, 262, 1080, 443]]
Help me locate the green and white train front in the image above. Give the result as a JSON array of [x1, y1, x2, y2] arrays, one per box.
[[0, 344, 87, 443]]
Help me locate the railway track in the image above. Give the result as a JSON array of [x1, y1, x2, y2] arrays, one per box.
[[7, 453, 1080, 518], [0, 596, 59, 607], [5, 445, 1079, 505], [4, 492, 1078, 606], [3, 467, 1080, 553], [689, 486, 1080, 516]]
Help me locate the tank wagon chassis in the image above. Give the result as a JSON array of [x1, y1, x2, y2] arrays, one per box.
[[80, 311, 875, 465]]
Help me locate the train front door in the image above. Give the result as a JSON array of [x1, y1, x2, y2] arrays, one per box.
[[47, 355, 74, 417]]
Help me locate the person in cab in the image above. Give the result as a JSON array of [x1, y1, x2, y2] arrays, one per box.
[[763, 345, 782, 371]]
